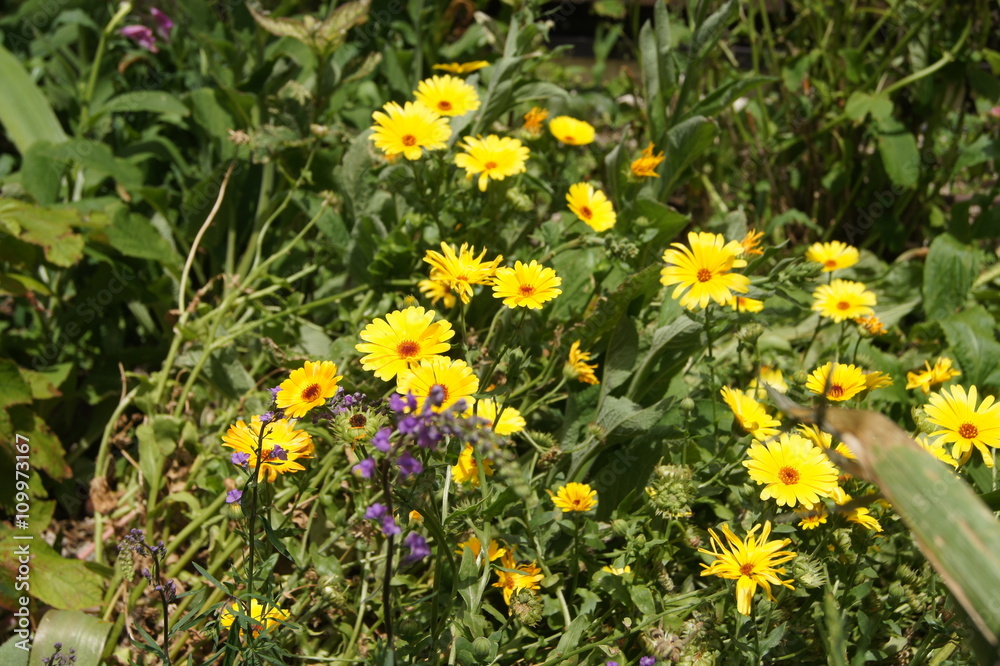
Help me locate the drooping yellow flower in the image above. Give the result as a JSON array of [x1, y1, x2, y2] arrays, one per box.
[[222, 417, 314, 483], [423, 242, 503, 304], [906, 357, 961, 394], [924, 385, 1000, 468], [748, 367, 788, 400], [720, 386, 781, 441], [456, 536, 506, 562], [492, 260, 562, 309], [698, 521, 796, 616], [811, 279, 876, 322], [837, 493, 883, 532], [471, 397, 526, 435], [915, 433, 959, 468], [454, 135, 530, 192], [660, 232, 750, 310], [601, 565, 632, 575], [730, 296, 764, 313], [863, 371, 893, 391], [356, 306, 455, 381], [276, 360, 343, 418], [414, 74, 480, 116], [805, 241, 860, 272], [630, 142, 664, 178], [418, 278, 458, 309], [743, 433, 839, 507], [740, 229, 765, 256], [549, 115, 596, 145], [492, 551, 544, 605], [855, 314, 887, 336], [565, 340, 600, 385], [433, 60, 490, 74], [806, 362, 868, 402], [452, 443, 494, 487], [523, 107, 549, 135], [566, 182, 616, 232], [370, 101, 451, 160], [797, 424, 856, 461], [220, 599, 290, 637], [397, 356, 479, 413], [548, 482, 597, 512]]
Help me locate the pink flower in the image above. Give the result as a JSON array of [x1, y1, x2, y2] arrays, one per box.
[[120, 25, 158, 52]]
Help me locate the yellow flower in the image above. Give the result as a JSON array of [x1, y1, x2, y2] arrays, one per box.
[[221, 418, 314, 483], [492, 551, 544, 605], [471, 397, 526, 435], [414, 74, 480, 116], [915, 434, 959, 468], [548, 482, 597, 512], [747, 366, 788, 400], [863, 371, 893, 391], [492, 260, 562, 309], [523, 107, 549, 135], [740, 229, 765, 256], [805, 241, 860, 272], [565, 341, 600, 385], [660, 231, 749, 310], [796, 503, 828, 530], [220, 599, 289, 637], [797, 424, 856, 461], [457, 536, 506, 562], [356, 306, 455, 381], [454, 135, 530, 192], [423, 242, 503, 304], [924, 385, 1000, 468], [409, 510, 423, 523], [806, 362, 867, 402], [370, 101, 451, 161], [418, 278, 458, 309], [276, 360, 343, 418], [743, 433, 839, 507], [549, 115, 596, 145], [452, 443, 494, 486], [601, 565, 632, 575], [433, 60, 489, 74], [630, 142, 664, 177], [811, 279, 876, 322], [720, 386, 781, 441], [566, 182, 616, 232], [397, 356, 479, 413], [855, 314, 887, 336], [906, 357, 961, 394], [837, 493, 883, 532], [730, 296, 764, 313], [698, 521, 795, 616]]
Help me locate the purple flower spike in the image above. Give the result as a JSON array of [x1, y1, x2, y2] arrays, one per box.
[[390, 393, 408, 413], [405, 392, 418, 411], [260, 411, 275, 423], [396, 451, 423, 477], [354, 457, 376, 478], [271, 444, 287, 461], [150, 8, 174, 37], [372, 427, 393, 452], [226, 489, 243, 504], [120, 25, 158, 52], [402, 532, 430, 563], [269, 386, 281, 399], [427, 384, 446, 408], [640, 658, 656, 666], [231, 451, 251, 467], [365, 503, 388, 520], [381, 515, 401, 536]]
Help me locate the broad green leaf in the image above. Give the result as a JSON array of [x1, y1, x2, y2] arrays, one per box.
[[940, 307, 1000, 388], [691, 0, 736, 59], [247, 4, 311, 41], [318, 0, 372, 52], [629, 584, 656, 616], [0, 45, 67, 154], [105, 213, 182, 269], [17, 364, 70, 400], [923, 233, 981, 320], [0, 636, 29, 666], [634, 198, 689, 241], [0, 359, 33, 410], [92, 91, 190, 119], [602, 317, 639, 395], [875, 117, 920, 188], [6, 407, 70, 480], [0, 526, 105, 610], [136, 415, 181, 484], [660, 116, 718, 196], [593, 0, 626, 19], [0, 199, 84, 267], [28, 610, 112, 666], [844, 91, 893, 123]]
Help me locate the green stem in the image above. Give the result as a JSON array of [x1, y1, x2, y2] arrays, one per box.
[[80, 2, 133, 128]]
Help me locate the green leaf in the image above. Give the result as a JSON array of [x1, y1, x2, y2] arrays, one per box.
[[0, 359, 33, 410], [923, 233, 981, 320], [875, 117, 920, 188], [0, 45, 68, 154], [687, 76, 776, 119], [0, 199, 85, 267], [0, 635, 30, 666], [28, 610, 112, 666], [660, 116, 718, 196], [247, 4, 311, 41], [634, 198, 689, 241], [592, 0, 626, 19], [691, 0, 736, 59], [92, 91, 190, 119], [940, 307, 1000, 388], [602, 317, 639, 395], [0, 525, 105, 610], [17, 364, 70, 401], [317, 0, 372, 52], [6, 407, 70, 480], [844, 91, 893, 123], [628, 584, 656, 615], [105, 212, 181, 269], [136, 415, 181, 484]]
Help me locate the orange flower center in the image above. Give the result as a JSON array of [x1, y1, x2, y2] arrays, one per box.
[[837, 301, 851, 310], [580, 206, 593, 219], [301, 383, 322, 402], [484, 161, 498, 170], [519, 284, 536, 296], [397, 340, 420, 358], [438, 100, 453, 112], [739, 563, 755, 576], [824, 259, 838, 268], [696, 268, 713, 283], [959, 423, 979, 439], [778, 466, 800, 485], [828, 384, 845, 398], [402, 135, 417, 146]]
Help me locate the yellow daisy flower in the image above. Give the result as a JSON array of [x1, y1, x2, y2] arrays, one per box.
[[566, 182, 616, 232], [630, 142, 664, 178], [601, 565, 632, 575], [837, 493, 883, 532], [418, 278, 458, 309], [915, 433, 959, 468], [796, 503, 828, 530], [397, 356, 479, 413], [423, 242, 503, 304], [548, 115, 596, 145], [796, 423, 856, 460], [660, 231, 750, 310], [492, 551, 544, 605], [863, 371, 893, 391], [730, 296, 764, 313], [276, 360, 343, 418], [452, 443, 494, 486], [811, 279, 876, 322], [456, 536, 506, 562], [547, 482, 597, 512], [720, 386, 782, 441], [492, 260, 562, 309], [805, 241, 860, 272], [906, 357, 961, 394], [471, 397, 526, 435], [698, 521, 796, 616], [523, 107, 549, 135], [740, 229, 765, 256], [370, 101, 451, 161], [222, 417, 314, 483], [855, 314, 887, 336], [356, 306, 455, 381], [433, 60, 489, 74], [565, 340, 600, 385], [743, 433, 840, 507], [414, 74, 480, 116], [454, 135, 530, 192], [748, 366, 788, 400], [805, 362, 868, 401], [924, 385, 1000, 468], [220, 599, 289, 637]]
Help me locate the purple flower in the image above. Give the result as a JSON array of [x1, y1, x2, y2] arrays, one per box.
[[120, 25, 158, 52], [606, 662, 619, 666], [396, 451, 423, 477], [226, 489, 243, 504], [354, 457, 376, 478], [397, 414, 419, 435], [150, 8, 173, 38], [271, 444, 288, 461], [415, 424, 441, 449], [269, 386, 281, 399], [402, 532, 430, 563], [365, 503, 400, 536], [427, 384, 446, 408], [640, 658, 656, 666], [231, 452, 251, 467], [372, 427, 392, 452], [260, 411, 275, 423], [365, 503, 388, 520], [389, 393, 407, 413]]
